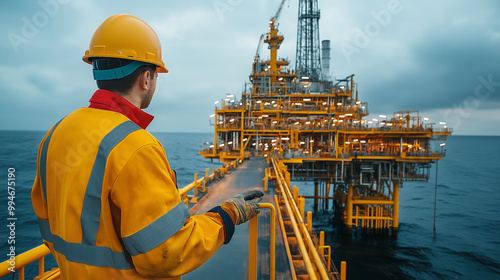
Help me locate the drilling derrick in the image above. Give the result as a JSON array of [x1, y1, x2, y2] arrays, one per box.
[[296, 0, 322, 81]]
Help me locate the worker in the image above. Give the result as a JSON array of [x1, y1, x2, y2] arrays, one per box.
[[31, 14, 264, 279]]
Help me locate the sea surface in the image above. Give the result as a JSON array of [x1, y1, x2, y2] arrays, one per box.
[[0, 132, 499, 280]]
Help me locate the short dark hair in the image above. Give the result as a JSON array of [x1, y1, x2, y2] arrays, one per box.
[[93, 58, 157, 93]]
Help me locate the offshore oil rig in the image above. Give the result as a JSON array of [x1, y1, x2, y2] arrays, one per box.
[[200, 0, 452, 235], [0, 1, 454, 280]]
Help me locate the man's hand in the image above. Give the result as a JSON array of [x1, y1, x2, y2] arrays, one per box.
[[225, 190, 264, 225]]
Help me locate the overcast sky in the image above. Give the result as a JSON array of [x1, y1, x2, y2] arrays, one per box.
[[1, 0, 499, 135]]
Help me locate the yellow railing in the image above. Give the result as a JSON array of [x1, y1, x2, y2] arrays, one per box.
[[0, 244, 58, 280], [249, 203, 276, 280], [179, 158, 241, 205], [271, 155, 345, 280]]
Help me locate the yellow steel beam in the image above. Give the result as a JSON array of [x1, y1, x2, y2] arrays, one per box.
[[352, 199, 395, 205], [248, 203, 276, 280]]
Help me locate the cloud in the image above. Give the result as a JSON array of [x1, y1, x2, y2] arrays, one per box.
[[0, 0, 499, 135]]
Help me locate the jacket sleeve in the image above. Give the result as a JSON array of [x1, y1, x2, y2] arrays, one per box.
[[110, 143, 238, 278], [32, 132, 51, 221]]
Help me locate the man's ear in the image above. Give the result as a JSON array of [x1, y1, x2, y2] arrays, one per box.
[[139, 71, 150, 91]]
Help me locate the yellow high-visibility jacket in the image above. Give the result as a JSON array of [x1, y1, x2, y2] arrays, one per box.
[[32, 107, 237, 279]]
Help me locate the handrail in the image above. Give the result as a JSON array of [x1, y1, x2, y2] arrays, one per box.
[[179, 158, 241, 203], [0, 244, 53, 279], [249, 203, 276, 280], [271, 156, 331, 279]]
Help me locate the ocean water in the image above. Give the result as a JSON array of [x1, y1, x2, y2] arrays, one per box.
[[1, 132, 499, 280]]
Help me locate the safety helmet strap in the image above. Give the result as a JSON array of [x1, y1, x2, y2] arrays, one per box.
[[92, 60, 151, 81]]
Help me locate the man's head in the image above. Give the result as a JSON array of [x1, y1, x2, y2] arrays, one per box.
[[83, 15, 167, 108], [92, 58, 158, 108]]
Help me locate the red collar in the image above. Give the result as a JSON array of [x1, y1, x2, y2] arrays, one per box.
[[88, 89, 154, 129]]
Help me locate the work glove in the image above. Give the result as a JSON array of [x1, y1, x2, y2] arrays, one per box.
[[226, 190, 264, 225]]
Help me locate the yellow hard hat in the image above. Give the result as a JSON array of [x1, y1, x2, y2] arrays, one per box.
[[83, 14, 168, 76]]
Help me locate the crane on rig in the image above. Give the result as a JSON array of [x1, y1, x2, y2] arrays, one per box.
[[270, 0, 287, 29], [264, 0, 287, 85], [254, 34, 265, 61], [255, 0, 287, 62]]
